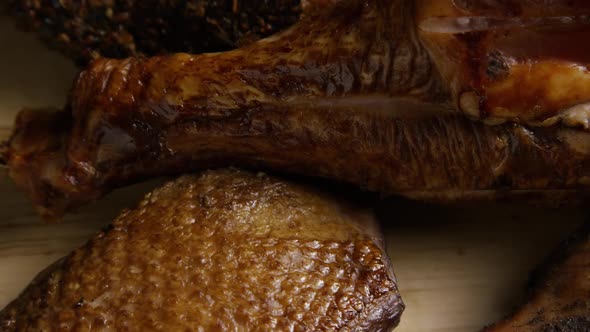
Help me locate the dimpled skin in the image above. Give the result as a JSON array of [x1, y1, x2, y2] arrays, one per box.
[[0, 169, 403, 331]]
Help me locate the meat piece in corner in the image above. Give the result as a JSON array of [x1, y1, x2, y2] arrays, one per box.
[[483, 223, 590, 331]]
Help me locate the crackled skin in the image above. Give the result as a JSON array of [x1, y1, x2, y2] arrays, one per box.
[[484, 223, 590, 332], [0, 170, 403, 331], [5, 0, 590, 218]]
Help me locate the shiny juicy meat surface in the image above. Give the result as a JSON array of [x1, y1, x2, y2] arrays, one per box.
[[5, 0, 590, 218], [6, 0, 302, 65], [0, 169, 403, 331], [483, 222, 590, 331]]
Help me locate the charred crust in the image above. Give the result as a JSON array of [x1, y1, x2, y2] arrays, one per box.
[[541, 317, 590, 332], [8, 0, 303, 65]]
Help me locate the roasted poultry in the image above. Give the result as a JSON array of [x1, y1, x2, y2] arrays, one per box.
[[0, 169, 404, 331], [4, 0, 590, 218], [483, 222, 590, 331], [6, 0, 303, 65]]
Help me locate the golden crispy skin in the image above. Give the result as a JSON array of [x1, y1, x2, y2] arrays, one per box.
[[5, 0, 590, 218], [484, 223, 590, 332], [0, 169, 403, 331]]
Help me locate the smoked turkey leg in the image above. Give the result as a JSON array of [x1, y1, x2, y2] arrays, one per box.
[[4, 0, 590, 218]]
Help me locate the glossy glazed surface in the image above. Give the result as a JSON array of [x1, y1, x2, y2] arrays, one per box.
[[5, 0, 590, 218], [0, 169, 403, 331], [419, 0, 590, 125]]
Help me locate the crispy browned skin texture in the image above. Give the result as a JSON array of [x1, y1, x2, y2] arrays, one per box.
[[483, 223, 590, 332], [0, 169, 403, 331], [6, 0, 302, 65], [5, 0, 590, 218]]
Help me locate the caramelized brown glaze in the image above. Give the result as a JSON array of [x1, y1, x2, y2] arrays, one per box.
[[5, 0, 590, 218], [0, 169, 403, 331], [483, 223, 590, 332], [8, 104, 590, 219], [419, 0, 590, 125]]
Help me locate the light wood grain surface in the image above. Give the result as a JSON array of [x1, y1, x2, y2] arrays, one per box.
[[0, 15, 587, 332]]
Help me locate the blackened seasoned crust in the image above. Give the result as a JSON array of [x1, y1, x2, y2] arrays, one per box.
[[483, 222, 590, 332], [7, 0, 302, 65]]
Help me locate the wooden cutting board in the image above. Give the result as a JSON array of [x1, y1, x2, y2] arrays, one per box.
[[0, 15, 587, 332]]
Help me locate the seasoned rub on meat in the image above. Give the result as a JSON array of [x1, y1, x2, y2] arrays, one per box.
[[483, 223, 590, 332], [0, 169, 404, 331], [6, 0, 302, 65], [5, 0, 590, 218]]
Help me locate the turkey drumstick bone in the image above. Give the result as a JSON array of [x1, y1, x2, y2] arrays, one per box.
[[4, 0, 590, 218]]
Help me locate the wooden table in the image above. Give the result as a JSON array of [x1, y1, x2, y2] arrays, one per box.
[[0, 15, 586, 332]]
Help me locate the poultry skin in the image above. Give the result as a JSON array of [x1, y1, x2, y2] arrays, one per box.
[[0, 169, 403, 331], [4, 0, 590, 218]]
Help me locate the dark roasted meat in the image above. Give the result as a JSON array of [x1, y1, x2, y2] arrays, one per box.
[[0, 169, 404, 331], [483, 223, 590, 331], [5, 0, 590, 218], [6, 0, 302, 65]]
